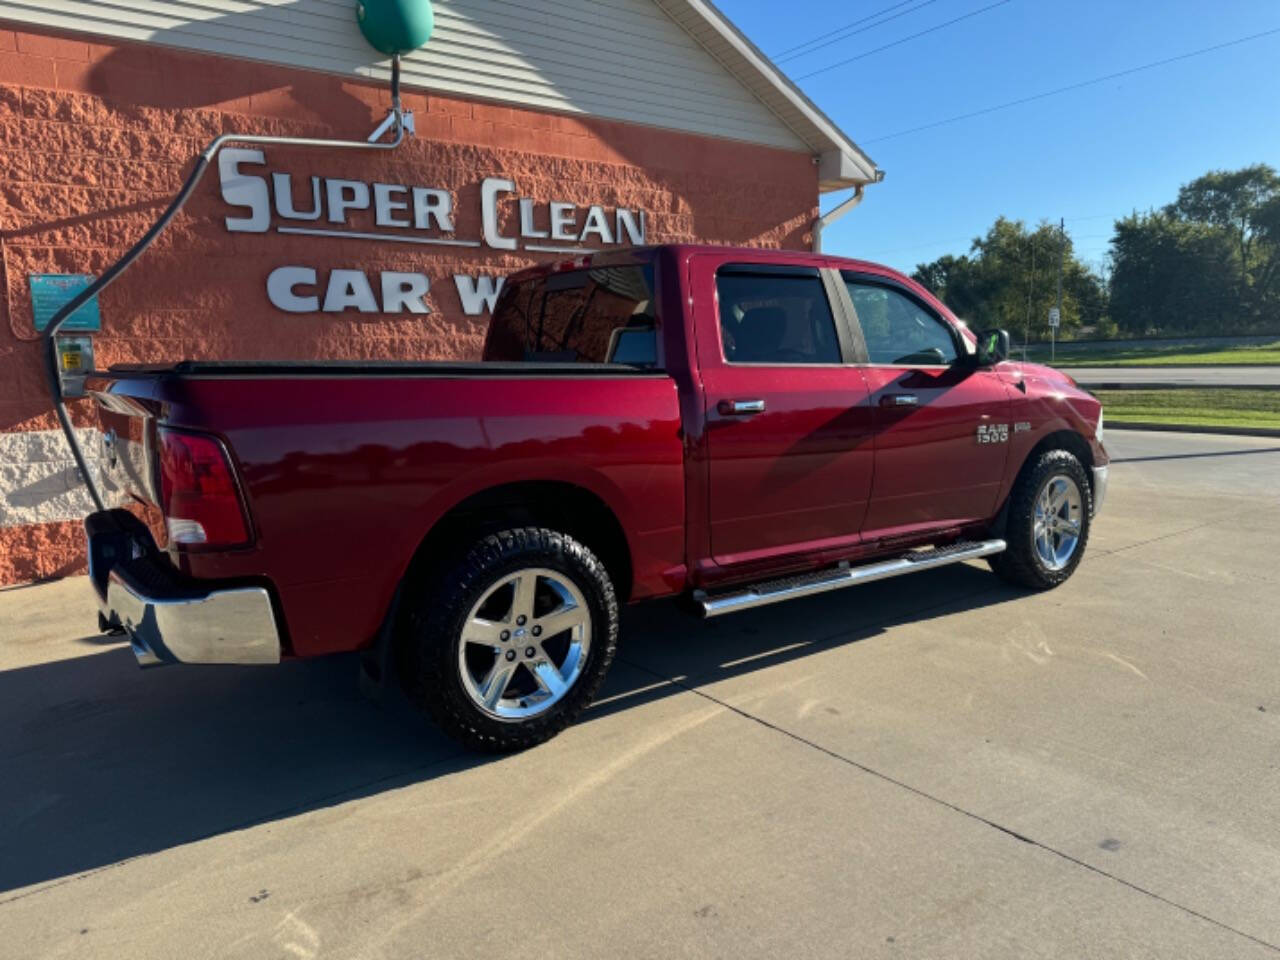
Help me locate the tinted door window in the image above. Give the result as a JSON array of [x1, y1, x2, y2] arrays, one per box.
[[716, 270, 841, 364], [844, 279, 958, 366], [487, 264, 657, 366]]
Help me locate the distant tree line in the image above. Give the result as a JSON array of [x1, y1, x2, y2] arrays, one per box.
[[911, 164, 1280, 340]]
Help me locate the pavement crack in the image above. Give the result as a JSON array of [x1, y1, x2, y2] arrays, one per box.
[[618, 655, 1280, 955], [1087, 503, 1265, 560]]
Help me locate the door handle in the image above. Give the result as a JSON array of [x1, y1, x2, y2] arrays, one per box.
[[718, 399, 766, 416], [880, 394, 919, 407]]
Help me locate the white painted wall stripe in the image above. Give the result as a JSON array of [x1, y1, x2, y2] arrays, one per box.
[[0, 428, 125, 528]]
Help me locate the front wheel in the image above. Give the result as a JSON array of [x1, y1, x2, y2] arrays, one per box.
[[989, 448, 1092, 590], [399, 527, 619, 752]]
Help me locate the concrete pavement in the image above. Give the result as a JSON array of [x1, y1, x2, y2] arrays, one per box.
[[1068, 366, 1280, 387], [2, 430, 1279, 959]]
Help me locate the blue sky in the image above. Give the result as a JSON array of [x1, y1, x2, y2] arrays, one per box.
[[717, 0, 1280, 276]]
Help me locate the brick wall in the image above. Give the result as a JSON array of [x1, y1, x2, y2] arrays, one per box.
[[0, 21, 819, 584]]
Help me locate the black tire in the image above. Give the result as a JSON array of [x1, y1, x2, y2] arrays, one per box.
[[988, 448, 1093, 590], [398, 527, 618, 752]]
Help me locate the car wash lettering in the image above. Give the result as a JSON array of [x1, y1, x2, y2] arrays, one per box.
[[218, 149, 647, 317]]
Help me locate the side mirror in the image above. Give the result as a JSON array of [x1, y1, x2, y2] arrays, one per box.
[[975, 328, 1010, 366]]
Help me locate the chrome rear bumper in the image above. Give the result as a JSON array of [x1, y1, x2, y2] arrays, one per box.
[[1092, 464, 1109, 516], [88, 511, 281, 667], [101, 568, 281, 666]]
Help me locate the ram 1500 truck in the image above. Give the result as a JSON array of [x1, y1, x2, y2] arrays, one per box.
[[86, 244, 1108, 751]]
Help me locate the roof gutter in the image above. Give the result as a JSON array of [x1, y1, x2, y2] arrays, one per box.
[[812, 185, 864, 253]]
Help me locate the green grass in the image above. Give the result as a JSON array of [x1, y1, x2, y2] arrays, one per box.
[[1023, 339, 1280, 367], [1093, 389, 1280, 430]]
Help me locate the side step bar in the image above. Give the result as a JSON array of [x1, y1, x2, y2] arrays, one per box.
[[696, 539, 1007, 618]]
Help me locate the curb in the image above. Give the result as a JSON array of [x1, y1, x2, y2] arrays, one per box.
[[1056, 363, 1280, 369], [1080, 382, 1280, 391], [1108, 421, 1280, 439]]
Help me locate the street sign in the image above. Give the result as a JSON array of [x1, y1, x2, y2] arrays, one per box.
[[1047, 307, 1060, 328]]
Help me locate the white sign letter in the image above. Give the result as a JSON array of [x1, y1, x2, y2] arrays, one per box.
[[267, 266, 318, 312], [272, 173, 322, 221], [412, 188, 454, 232], [454, 275, 506, 316], [519, 198, 549, 239], [323, 269, 378, 312], [481, 177, 517, 250], [616, 209, 646, 245], [381, 272, 430, 313], [549, 202, 577, 242], [579, 205, 614, 245], [374, 183, 410, 228], [326, 179, 370, 224], [220, 148, 269, 233]]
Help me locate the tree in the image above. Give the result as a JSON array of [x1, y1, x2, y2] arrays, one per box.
[[1108, 211, 1237, 336], [911, 164, 1280, 340], [913, 218, 1106, 340], [1106, 164, 1280, 335]]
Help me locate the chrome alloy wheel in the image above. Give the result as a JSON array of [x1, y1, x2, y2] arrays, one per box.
[[1033, 475, 1083, 571], [457, 567, 592, 722]]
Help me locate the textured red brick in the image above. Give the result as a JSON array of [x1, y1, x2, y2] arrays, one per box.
[[16, 33, 89, 61], [0, 51, 55, 89], [0, 520, 87, 584]]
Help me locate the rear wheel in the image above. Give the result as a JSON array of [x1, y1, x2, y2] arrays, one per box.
[[399, 527, 618, 752], [989, 448, 1092, 590]]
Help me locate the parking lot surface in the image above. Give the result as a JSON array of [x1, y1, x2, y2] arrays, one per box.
[[2, 430, 1278, 959]]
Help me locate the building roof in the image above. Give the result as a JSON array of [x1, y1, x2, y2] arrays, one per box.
[[0, 0, 879, 190], [655, 0, 882, 191]]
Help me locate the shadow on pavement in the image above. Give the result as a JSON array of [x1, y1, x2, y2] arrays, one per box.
[[0, 563, 1017, 898]]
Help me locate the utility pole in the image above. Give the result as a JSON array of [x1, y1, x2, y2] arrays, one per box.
[[1053, 217, 1065, 363], [1024, 239, 1036, 361]]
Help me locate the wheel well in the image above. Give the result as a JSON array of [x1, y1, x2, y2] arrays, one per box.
[[1021, 429, 1095, 501], [404, 482, 634, 603], [1031, 429, 1093, 472]]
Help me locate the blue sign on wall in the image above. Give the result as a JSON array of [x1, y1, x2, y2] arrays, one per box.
[[29, 274, 101, 332]]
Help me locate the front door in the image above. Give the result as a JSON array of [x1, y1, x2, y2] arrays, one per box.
[[841, 273, 1013, 540], [695, 257, 875, 572]]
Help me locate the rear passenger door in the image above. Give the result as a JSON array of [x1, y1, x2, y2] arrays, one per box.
[[693, 257, 875, 573], [841, 273, 1012, 540]]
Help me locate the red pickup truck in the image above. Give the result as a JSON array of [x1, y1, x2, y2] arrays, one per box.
[[87, 244, 1108, 751]]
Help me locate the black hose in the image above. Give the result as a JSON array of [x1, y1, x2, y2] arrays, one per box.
[[41, 153, 213, 513], [40, 55, 405, 515]]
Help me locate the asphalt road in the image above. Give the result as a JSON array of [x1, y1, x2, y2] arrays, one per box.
[[1069, 366, 1280, 387], [2, 430, 1279, 959]]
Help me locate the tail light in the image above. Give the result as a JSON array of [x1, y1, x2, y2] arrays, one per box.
[[157, 428, 251, 548]]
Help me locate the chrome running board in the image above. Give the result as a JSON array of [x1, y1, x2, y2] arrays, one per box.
[[695, 539, 1007, 618]]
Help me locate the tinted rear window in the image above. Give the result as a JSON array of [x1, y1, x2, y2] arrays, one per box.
[[715, 269, 841, 364], [486, 264, 658, 366]]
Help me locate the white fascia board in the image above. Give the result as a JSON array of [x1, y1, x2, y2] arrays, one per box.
[[656, 0, 883, 192]]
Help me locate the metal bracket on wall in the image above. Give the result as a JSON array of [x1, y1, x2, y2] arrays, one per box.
[[368, 109, 414, 142]]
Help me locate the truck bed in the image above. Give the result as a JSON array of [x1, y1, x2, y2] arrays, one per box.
[[89, 364, 685, 657], [103, 360, 663, 378]]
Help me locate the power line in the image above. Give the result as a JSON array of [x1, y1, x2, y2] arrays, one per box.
[[862, 25, 1280, 144], [775, 0, 945, 64], [794, 0, 1013, 81], [773, 0, 929, 58]]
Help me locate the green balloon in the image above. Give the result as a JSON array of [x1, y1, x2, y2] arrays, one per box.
[[356, 0, 434, 55]]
